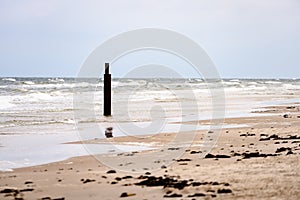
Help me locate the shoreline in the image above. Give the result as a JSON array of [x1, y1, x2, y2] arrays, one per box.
[[1, 102, 299, 172]]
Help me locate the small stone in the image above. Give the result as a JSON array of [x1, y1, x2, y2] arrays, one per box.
[[122, 175, 133, 179], [40, 197, 51, 200], [286, 150, 293, 155], [106, 170, 116, 174], [205, 153, 215, 158], [283, 114, 289, 118], [190, 151, 201, 154], [176, 158, 191, 162]]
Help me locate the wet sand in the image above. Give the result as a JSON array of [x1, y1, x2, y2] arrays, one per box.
[[0, 104, 300, 199]]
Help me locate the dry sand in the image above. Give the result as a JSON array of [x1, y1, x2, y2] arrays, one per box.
[[0, 104, 300, 200]]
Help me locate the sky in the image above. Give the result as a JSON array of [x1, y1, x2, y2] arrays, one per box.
[[0, 0, 299, 78]]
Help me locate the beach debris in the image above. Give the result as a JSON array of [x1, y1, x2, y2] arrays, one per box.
[[122, 175, 133, 179], [179, 163, 188, 165], [120, 192, 136, 197], [20, 188, 34, 192], [259, 134, 300, 141], [167, 147, 180, 151], [135, 176, 189, 189], [275, 147, 291, 153], [0, 188, 29, 200], [134, 176, 230, 191], [283, 114, 290, 118], [240, 133, 256, 137], [176, 158, 191, 162], [205, 154, 231, 159], [259, 134, 279, 141], [163, 193, 183, 198], [81, 178, 95, 184], [24, 181, 34, 185], [242, 152, 277, 159], [0, 188, 18, 193], [105, 127, 113, 138], [286, 106, 296, 109], [187, 193, 206, 197]]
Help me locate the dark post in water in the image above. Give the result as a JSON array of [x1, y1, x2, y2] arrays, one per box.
[[103, 63, 111, 116]]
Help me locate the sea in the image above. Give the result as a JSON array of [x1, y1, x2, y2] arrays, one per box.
[[0, 77, 300, 171]]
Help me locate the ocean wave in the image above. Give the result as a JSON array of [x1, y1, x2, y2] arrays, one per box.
[[248, 81, 258, 85], [48, 78, 65, 83], [282, 84, 300, 90], [0, 96, 15, 109], [224, 81, 241, 86], [0, 119, 76, 127]]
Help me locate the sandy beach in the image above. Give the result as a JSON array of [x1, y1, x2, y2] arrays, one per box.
[[1, 103, 299, 200], [1, 0, 300, 199]]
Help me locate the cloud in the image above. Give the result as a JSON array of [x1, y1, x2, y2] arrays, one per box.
[[0, 0, 299, 77]]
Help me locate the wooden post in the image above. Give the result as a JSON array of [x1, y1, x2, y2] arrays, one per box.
[[103, 63, 111, 116]]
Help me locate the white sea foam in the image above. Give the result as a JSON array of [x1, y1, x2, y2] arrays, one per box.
[[224, 81, 241, 86], [2, 78, 16, 82], [0, 96, 15, 109], [23, 81, 35, 85], [282, 84, 300, 90]]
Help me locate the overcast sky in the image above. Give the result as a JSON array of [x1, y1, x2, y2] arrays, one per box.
[[0, 0, 299, 78]]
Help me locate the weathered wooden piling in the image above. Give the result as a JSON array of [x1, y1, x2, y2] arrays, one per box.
[[103, 63, 111, 116]]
